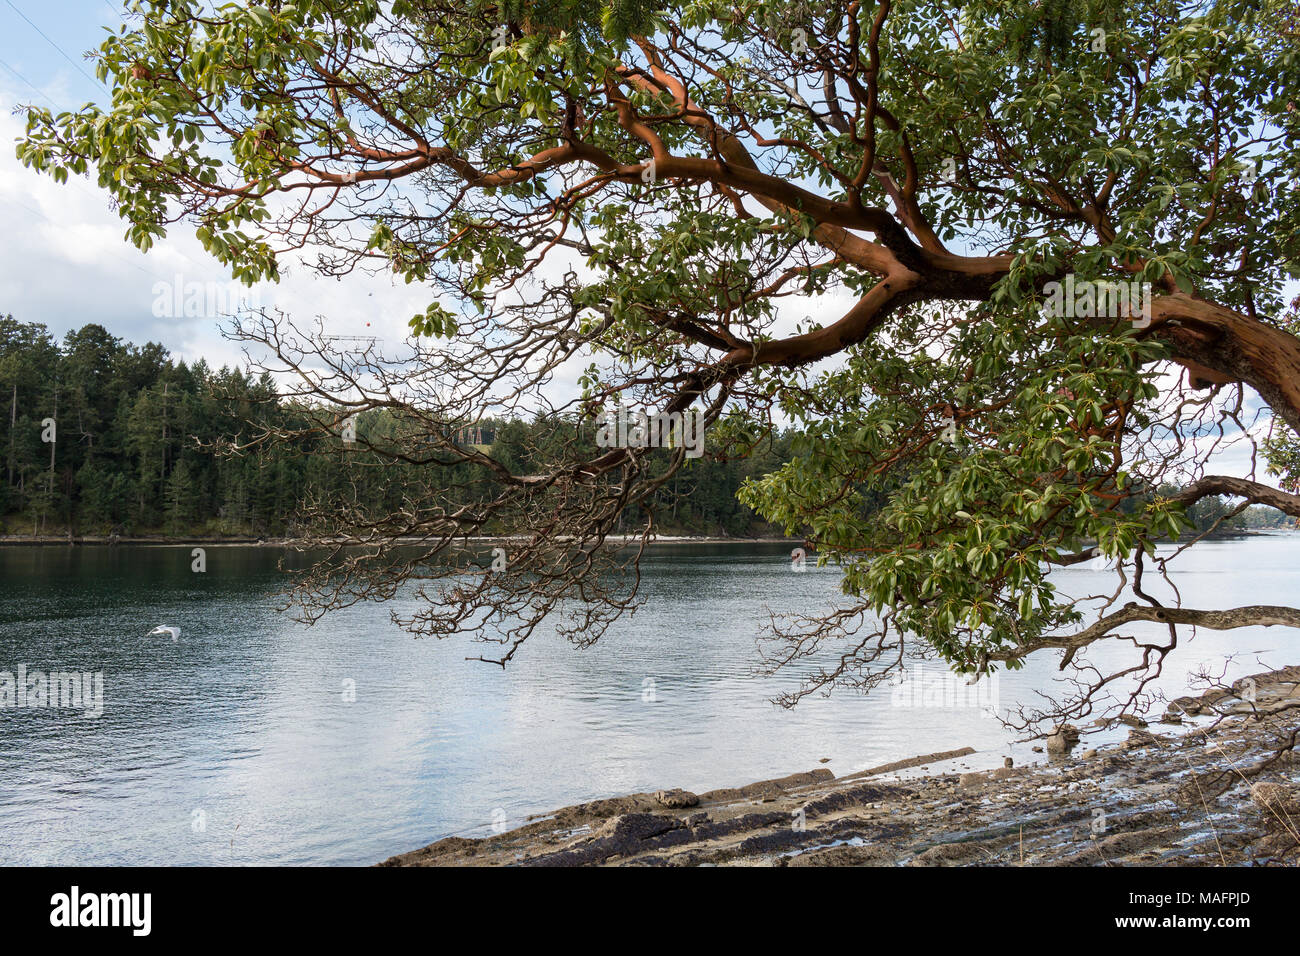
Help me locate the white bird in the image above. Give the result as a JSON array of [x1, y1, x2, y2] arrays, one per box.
[[146, 626, 180, 642]]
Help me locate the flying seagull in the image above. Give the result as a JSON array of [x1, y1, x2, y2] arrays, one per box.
[[146, 626, 180, 642]]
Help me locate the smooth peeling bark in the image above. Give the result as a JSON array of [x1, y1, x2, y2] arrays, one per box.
[[1149, 294, 1300, 433]]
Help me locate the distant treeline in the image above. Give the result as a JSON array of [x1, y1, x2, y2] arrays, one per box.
[[0, 315, 1291, 540], [0, 316, 795, 538]]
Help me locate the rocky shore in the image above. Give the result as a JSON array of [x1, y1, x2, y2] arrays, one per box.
[[380, 666, 1300, 867]]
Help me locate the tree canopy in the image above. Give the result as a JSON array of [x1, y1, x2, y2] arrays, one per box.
[[16, 0, 1300, 724]]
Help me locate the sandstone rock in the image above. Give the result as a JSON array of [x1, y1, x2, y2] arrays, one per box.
[[1125, 728, 1170, 748], [1165, 696, 1201, 718], [1060, 826, 1180, 865], [787, 844, 898, 867], [698, 768, 833, 803], [1118, 714, 1148, 729], [1003, 757, 1014, 768], [754, 783, 786, 803], [655, 788, 699, 809], [909, 841, 987, 866], [1255, 829, 1300, 860], [1046, 724, 1081, 754], [595, 812, 681, 842], [958, 772, 985, 790], [521, 813, 687, 866], [1251, 782, 1300, 820]]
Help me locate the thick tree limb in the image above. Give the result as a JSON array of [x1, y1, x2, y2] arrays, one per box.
[[990, 603, 1300, 666], [1168, 476, 1300, 517], [1150, 294, 1300, 433]]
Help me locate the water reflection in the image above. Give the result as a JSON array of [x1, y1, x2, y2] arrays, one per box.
[[0, 535, 1296, 864]]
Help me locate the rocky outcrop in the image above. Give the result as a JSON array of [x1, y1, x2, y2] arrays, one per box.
[[1165, 665, 1300, 721], [654, 788, 699, 809], [1251, 782, 1300, 858], [379, 667, 1300, 868], [1251, 781, 1300, 816], [1045, 724, 1081, 753]]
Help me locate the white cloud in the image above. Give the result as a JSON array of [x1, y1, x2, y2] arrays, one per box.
[[0, 82, 445, 374]]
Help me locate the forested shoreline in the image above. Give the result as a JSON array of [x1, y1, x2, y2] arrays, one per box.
[[1, 314, 1291, 542], [0, 315, 796, 539]]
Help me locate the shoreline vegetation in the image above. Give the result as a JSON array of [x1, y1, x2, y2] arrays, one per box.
[[381, 665, 1300, 867], [0, 532, 804, 547], [0, 529, 1288, 547], [0, 317, 798, 544], [2, 319, 1294, 548]]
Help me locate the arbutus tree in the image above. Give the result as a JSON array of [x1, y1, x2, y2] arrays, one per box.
[[16, 0, 1300, 732]]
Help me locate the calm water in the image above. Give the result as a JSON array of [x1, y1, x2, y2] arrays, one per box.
[[0, 535, 1297, 865]]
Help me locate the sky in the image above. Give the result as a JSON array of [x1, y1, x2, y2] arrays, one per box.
[[0, 0, 438, 372], [0, 1, 1282, 485], [0, 0, 841, 394]]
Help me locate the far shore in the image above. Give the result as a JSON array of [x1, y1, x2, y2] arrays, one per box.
[[0, 529, 1285, 549], [0, 532, 802, 548]]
